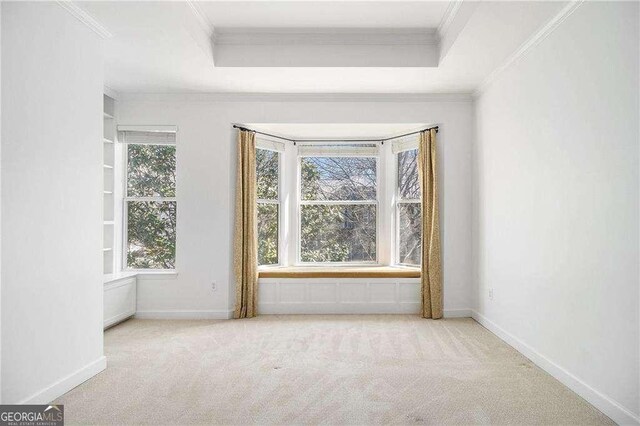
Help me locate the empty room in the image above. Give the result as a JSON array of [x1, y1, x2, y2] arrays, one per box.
[[1, 0, 638, 425]]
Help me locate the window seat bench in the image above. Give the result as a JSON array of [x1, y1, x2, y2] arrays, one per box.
[[258, 266, 420, 279]]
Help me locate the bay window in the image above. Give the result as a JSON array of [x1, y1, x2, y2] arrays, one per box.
[[256, 134, 423, 268]]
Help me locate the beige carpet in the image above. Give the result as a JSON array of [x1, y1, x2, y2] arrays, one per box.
[[56, 316, 613, 425]]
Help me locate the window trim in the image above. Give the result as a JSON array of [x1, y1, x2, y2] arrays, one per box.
[[296, 152, 381, 266], [256, 145, 283, 268], [122, 140, 177, 271]]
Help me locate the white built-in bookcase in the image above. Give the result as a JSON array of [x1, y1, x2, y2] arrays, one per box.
[[103, 94, 116, 275], [102, 92, 136, 329]]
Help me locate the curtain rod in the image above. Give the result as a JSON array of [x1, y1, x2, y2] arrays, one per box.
[[232, 124, 438, 145]]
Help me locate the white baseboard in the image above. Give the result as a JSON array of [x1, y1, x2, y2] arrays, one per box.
[[104, 312, 134, 329], [17, 356, 107, 405], [471, 310, 639, 425], [443, 308, 472, 318], [257, 306, 470, 316], [135, 310, 234, 320], [134, 308, 470, 319]]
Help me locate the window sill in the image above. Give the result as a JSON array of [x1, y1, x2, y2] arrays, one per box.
[[258, 266, 420, 279]]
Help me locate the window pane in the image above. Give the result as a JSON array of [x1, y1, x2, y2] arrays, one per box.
[[258, 203, 278, 265], [301, 157, 376, 201], [398, 149, 419, 200], [300, 204, 376, 262], [256, 149, 279, 200], [127, 201, 176, 269], [398, 203, 422, 266], [127, 144, 176, 197]]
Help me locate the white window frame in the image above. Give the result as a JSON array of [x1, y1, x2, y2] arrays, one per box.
[[296, 147, 381, 266], [121, 126, 177, 272], [256, 140, 284, 268], [393, 142, 421, 267]]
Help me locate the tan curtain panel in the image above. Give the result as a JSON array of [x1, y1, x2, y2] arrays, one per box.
[[418, 128, 443, 319], [233, 129, 258, 319]]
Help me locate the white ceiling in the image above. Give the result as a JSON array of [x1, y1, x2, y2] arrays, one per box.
[[199, 1, 451, 28], [78, 1, 567, 94]]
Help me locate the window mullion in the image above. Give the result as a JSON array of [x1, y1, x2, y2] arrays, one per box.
[[300, 200, 377, 205], [125, 197, 176, 202]]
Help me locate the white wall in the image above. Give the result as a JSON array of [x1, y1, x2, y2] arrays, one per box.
[[1, 2, 105, 403], [118, 95, 474, 318], [473, 2, 639, 424], [0, 1, 3, 403]]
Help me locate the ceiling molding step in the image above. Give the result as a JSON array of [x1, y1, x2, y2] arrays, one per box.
[[213, 28, 439, 67], [437, 0, 463, 40], [214, 28, 438, 46], [186, 0, 215, 37], [56, 1, 113, 39], [474, 0, 584, 97], [178, 1, 216, 65], [118, 93, 474, 103], [437, 1, 479, 63]]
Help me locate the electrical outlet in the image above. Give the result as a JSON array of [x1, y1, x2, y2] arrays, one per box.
[[211, 282, 217, 291], [488, 288, 494, 301]]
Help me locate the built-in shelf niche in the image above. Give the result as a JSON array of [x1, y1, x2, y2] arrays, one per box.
[[102, 91, 135, 330], [103, 94, 116, 275]]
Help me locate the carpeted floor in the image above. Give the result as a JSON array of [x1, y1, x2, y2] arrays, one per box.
[[56, 316, 613, 425]]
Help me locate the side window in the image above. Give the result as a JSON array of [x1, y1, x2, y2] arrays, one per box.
[[396, 148, 421, 266], [256, 148, 280, 266], [122, 130, 177, 270]]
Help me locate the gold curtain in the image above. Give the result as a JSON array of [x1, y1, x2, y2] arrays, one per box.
[[233, 130, 258, 319], [418, 128, 443, 319]]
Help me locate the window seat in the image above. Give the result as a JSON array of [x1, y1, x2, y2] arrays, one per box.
[[258, 266, 420, 279]]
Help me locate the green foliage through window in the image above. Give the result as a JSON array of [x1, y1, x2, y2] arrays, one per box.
[[257, 149, 279, 200], [127, 144, 176, 197], [126, 143, 177, 269], [256, 148, 279, 265], [301, 204, 376, 262], [127, 201, 176, 269], [257, 204, 278, 265]]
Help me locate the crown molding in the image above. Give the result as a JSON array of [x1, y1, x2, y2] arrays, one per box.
[[186, 0, 215, 37], [474, 0, 584, 97], [437, 0, 463, 40], [214, 28, 438, 46], [118, 92, 473, 103], [56, 1, 112, 39]]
